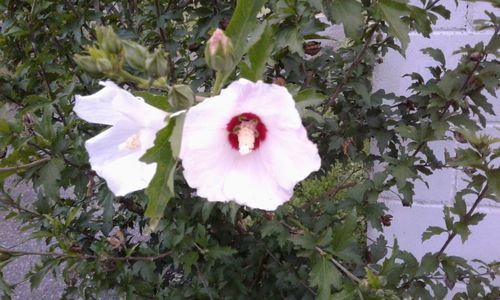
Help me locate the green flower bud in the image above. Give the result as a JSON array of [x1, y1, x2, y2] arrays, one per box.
[[73, 55, 101, 76], [95, 57, 113, 73], [204, 28, 235, 73], [96, 26, 122, 54], [169, 84, 195, 110], [88, 47, 107, 60], [146, 48, 169, 78], [123, 40, 148, 70]]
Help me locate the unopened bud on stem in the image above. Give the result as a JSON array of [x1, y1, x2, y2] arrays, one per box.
[[123, 40, 148, 70], [96, 26, 122, 54], [205, 28, 235, 73], [146, 48, 170, 78]]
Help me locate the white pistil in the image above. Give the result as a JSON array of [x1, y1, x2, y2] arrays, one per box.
[[119, 130, 143, 150], [237, 121, 257, 155]]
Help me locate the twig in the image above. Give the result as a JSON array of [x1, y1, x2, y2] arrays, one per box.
[[0, 158, 51, 173], [154, 0, 166, 45], [0, 193, 42, 217], [315, 247, 361, 283], [437, 184, 489, 256], [323, 23, 379, 112], [0, 247, 172, 262]]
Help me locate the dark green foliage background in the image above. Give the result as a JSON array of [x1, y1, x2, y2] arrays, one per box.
[[0, 0, 499, 299]]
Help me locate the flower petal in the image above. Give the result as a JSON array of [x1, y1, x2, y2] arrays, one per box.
[[180, 91, 236, 155], [225, 79, 303, 130], [222, 154, 292, 211], [96, 153, 157, 196], [85, 120, 157, 196], [181, 142, 238, 202], [74, 81, 125, 125], [74, 81, 167, 127], [260, 126, 321, 191]]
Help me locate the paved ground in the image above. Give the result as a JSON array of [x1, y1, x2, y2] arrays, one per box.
[[1, 179, 65, 299]]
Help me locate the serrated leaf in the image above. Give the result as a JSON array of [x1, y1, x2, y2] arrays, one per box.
[[141, 119, 177, 230], [182, 251, 199, 276], [201, 202, 215, 222], [309, 255, 342, 300], [487, 169, 500, 201], [328, 0, 364, 40], [39, 158, 65, 198], [132, 261, 156, 282], [417, 253, 439, 276], [101, 190, 114, 235], [207, 246, 237, 259], [376, 0, 410, 51], [422, 47, 446, 66], [225, 0, 266, 66], [422, 226, 447, 241], [240, 23, 274, 81]]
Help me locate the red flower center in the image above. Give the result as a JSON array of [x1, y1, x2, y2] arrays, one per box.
[[226, 112, 267, 154]]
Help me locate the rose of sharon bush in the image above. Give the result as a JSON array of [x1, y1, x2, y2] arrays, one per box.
[[74, 81, 168, 196], [180, 79, 321, 210]]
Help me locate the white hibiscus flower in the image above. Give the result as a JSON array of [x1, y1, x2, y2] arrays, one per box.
[[180, 79, 321, 210], [74, 81, 167, 196]]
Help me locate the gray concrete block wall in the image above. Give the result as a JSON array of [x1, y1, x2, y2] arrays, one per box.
[[371, 0, 500, 296]]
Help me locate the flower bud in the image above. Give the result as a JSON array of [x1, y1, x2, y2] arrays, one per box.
[[169, 84, 195, 110], [73, 55, 101, 76], [123, 40, 148, 70], [146, 48, 169, 78], [96, 26, 122, 54], [95, 57, 113, 73], [204, 28, 235, 73]]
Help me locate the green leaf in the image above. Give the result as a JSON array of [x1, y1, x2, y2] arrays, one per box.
[[328, 0, 364, 40], [290, 231, 316, 250], [417, 253, 439, 276], [39, 158, 65, 198], [135, 91, 170, 111], [141, 119, 177, 231], [421, 47, 446, 66], [132, 261, 156, 282], [309, 255, 342, 300], [101, 190, 114, 235], [182, 251, 199, 276], [487, 169, 500, 201], [207, 246, 237, 259], [422, 226, 447, 241], [240, 23, 274, 81], [201, 202, 215, 223], [0, 272, 13, 296], [366, 268, 381, 288], [376, 0, 410, 51], [225, 0, 267, 67]]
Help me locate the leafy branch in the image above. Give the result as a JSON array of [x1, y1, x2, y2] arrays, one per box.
[[437, 183, 489, 256], [0, 247, 172, 262]]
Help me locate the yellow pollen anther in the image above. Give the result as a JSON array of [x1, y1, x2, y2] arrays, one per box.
[[237, 121, 257, 155]]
